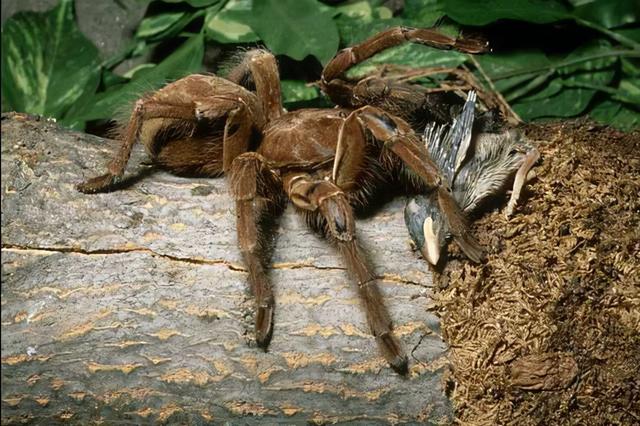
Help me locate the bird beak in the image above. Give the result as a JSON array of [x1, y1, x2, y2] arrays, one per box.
[[421, 217, 441, 265]]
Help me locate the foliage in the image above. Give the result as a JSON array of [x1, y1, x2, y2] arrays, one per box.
[[2, 0, 639, 130]]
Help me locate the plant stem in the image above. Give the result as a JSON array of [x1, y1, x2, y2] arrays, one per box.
[[574, 17, 640, 50]]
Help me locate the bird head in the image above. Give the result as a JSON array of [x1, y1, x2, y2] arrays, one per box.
[[404, 195, 448, 265]]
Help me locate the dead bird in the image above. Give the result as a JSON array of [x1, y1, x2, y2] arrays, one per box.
[[405, 91, 540, 265]]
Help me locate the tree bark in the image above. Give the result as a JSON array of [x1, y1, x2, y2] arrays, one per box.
[[1, 113, 451, 425]]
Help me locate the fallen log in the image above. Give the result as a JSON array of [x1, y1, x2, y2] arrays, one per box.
[[1, 113, 451, 424]]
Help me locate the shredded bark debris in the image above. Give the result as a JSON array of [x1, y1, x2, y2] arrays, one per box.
[[432, 119, 639, 425]]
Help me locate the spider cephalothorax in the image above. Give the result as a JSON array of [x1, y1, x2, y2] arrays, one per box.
[[77, 27, 488, 374]]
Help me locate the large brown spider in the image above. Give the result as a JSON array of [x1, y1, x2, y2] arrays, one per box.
[[77, 27, 487, 374]]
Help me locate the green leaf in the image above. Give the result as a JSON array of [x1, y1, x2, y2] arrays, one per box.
[[442, 0, 570, 25], [512, 43, 617, 119], [136, 11, 188, 39], [476, 50, 551, 93], [402, 0, 445, 27], [590, 99, 640, 131], [556, 41, 617, 103], [205, 0, 259, 43], [102, 69, 129, 89], [621, 58, 640, 77], [77, 33, 205, 122], [334, 0, 374, 22], [513, 87, 596, 119], [613, 78, 640, 104], [616, 28, 640, 43], [336, 16, 402, 46], [1, 0, 101, 120], [122, 63, 157, 79], [137, 8, 206, 42], [248, 0, 340, 64], [514, 77, 563, 102], [162, 0, 222, 7], [477, 50, 551, 79], [557, 40, 618, 75], [281, 80, 320, 103], [573, 0, 639, 29]]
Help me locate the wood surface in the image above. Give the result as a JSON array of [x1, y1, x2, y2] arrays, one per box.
[[1, 113, 451, 424]]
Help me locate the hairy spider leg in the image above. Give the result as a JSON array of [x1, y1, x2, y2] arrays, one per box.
[[230, 152, 286, 349], [283, 173, 409, 374], [76, 99, 196, 193], [226, 49, 284, 122], [334, 105, 485, 263], [76, 74, 264, 193], [320, 26, 488, 109], [193, 96, 257, 172]]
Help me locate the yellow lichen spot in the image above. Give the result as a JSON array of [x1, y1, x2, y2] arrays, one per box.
[[117, 241, 140, 251], [68, 392, 87, 402], [269, 381, 388, 401], [239, 355, 258, 373], [142, 231, 163, 242], [160, 369, 223, 386], [27, 311, 53, 323], [380, 273, 417, 285], [281, 352, 337, 369], [362, 388, 388, 401], [200, 410, 214, 421], [222, 341, 238, 351], [99, 388, 158, 404], [2, 396, 23, 407], [271, 260, 314, 269], [339, 324, 370, 338], [212, 359, 233, 376], [2, 354, 51, 365], [34, 397, 50, 407], [148, 329, 182, 341], [340, 358, 386, 374], [13, 311, 28, 323], [279, 291, 331, 306], [135, 407, 154, 418], [281, 404, 302, 416], [225, 401, 274, 416], [157, 404, 182, 422], [409, 356, 449, 377], [184, 304, 230, 319], [57, 310, 112, 341], [59, 321, 94, 340], [257, 366, 284, 383], [141, 354, 171, 365], [104, 340, 148, 349], [157, 299, 179, 309], [51, 378, 65, 391], [294, 324, 337, 338], [394, 321, 428, 336], [86, 362, 143, 375], [27, 374, 41, 386], [57, 410, 75, 421], [169, 222, 187, 231]]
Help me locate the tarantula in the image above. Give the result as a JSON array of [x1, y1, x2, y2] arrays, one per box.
[[77, 27, 488, 374], [405, 91, 540, 265]]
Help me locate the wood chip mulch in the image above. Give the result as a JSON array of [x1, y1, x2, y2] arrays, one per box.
[[431, 119, 639, 425]]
